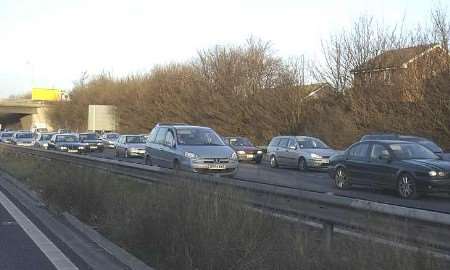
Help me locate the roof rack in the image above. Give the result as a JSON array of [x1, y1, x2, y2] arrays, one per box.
[[156, 122, 189, 126]]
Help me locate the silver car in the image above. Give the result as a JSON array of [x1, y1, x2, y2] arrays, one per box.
[[33, 132, 56, 149], [101, 132, 120, 149], [267, 136, 338, 171], [144, 123, 239, 176], [11, 132, 34, 146], [115, 135, 146, 158]]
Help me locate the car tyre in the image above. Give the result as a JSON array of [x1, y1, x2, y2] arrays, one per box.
[[397, 173, 419, 199], [144, 155, 152, 166], [298, 158, 308, 172], [173, 160, 180, 173], [255, 157, 262, 164], [270, 155, 278, 168], [335, 167, 350, 190]]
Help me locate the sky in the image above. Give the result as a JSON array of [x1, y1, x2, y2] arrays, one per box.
[[0, 0, 439, 97]]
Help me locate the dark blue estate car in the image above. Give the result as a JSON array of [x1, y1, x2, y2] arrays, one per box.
[[329, 140, 450, 199]]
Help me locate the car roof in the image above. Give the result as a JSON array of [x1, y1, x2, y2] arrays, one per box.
[[359, 139, 416, 144]]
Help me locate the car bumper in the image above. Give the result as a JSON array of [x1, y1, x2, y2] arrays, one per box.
[[127, 150, 145, 157], [417, 178, 450, 193], [16, 143, 34, 147], [87, 145, 104, 151], [184, 160, 239, 176], [237, 153, 263, 161], [307, 158, 331, 169]]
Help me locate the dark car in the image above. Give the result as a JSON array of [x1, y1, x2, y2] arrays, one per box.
[[0, 132, 15, 143], [360, 133, 444, 155], [224, 137, 263, 163], [115, 135, 146, 158], [329, 140, 450, 199], [47, 134, 88, 153], [78, 133, 104, 152]]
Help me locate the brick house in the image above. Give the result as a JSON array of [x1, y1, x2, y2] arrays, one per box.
[[351, 44, 450, 101]]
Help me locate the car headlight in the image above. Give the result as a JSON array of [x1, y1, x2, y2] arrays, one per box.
[[129, 148, 137, 152], [429, 171, 446, 177], [231, 152, 238, 160], [60, 146, 67, 150], [97, 143, 103, 146], [237, 150, 246, 155], [257, 150, 263, 154], [311, 153, 322, 159], [78, 146, 85, 149], [43, 143, 48, 147], [185, 152, 198, 159]]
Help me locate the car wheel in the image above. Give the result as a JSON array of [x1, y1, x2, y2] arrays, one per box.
[[144, 155, 152, 166], [335, 167, 350, 190], [397, 173, 419, 199], [173, 160, 180, 172], [270, 155, 278, 168], [298, 158, 308, 172]]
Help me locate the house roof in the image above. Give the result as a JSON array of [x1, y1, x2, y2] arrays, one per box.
[[353, 44, 440, 73]]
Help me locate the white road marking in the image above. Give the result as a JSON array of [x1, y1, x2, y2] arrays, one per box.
[[0, 190, 78, 270]]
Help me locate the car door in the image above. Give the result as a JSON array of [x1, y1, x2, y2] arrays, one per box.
[[284, 139, 300, 167], [151, 127, 168, 167], [366, 143, 398, 188], [276, 138, 290, 166], [160, 129, 177, 168], [345, 142, 371, 184]]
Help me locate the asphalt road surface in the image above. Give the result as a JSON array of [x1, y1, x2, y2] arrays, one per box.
[[90, 148, 450, 214], [0, 189, 79, 270]]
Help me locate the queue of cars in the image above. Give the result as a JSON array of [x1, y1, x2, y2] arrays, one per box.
[[1, 125, 449, 199]]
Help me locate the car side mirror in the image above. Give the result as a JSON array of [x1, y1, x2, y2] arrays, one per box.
[[379, 153, 391, 162], [289, 145, 297, 150]]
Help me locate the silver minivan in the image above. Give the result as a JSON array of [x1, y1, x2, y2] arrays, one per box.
[[144, 123, 239, 176], [267, 136, 338, 171]]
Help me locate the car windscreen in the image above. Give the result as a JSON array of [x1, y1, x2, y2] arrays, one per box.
[[106, 134, 119, 139], [176, 128, 225, 146], [16, 133, 33, 139], [80, 134, 98, 140], [416, 141, 443, 153], [40, 134, 54, 141], [1, 132, 13, 138], [56, 135, 78, 143], [126, 136, 146, 144], [229, 137, 253, 147], [297, 138, 329, 149], [389, 143, 439, 160]]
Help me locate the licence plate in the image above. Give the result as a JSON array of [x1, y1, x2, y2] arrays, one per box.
[[68, 150, 78, 153], [208, 164, 226, 170], [246, 154, 254, 159], [90, 146, 97, 149]]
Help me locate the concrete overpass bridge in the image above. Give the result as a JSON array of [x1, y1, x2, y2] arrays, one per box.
[[0, 99, 53, 130]]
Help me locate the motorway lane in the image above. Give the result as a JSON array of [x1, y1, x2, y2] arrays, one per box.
[[91, 149, 450, 213], [0, 190, 78, 270]]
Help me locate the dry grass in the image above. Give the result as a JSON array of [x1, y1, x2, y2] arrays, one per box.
[[0, 147, 448, 270]]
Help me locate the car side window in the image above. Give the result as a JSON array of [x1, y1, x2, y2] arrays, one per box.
[[164, 130, 175, 147], [370, 144, 390, 161], [288, 139, 297, 149], [348, 143, 369, 161], [155, 128, 168, 145], [278, 138, 289, 148], [148, 128, 158, 143], [269, 138, 280, 147]]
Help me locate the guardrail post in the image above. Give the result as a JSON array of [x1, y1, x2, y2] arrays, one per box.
[[323, 222, 334, 250]]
